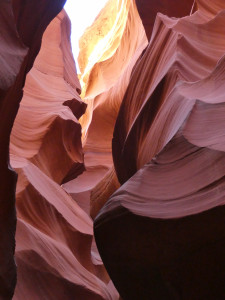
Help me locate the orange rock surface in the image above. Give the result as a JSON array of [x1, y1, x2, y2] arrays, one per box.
[[1, 0, 225, 299]]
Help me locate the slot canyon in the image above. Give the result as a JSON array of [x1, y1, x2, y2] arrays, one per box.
[[1, 0, 225, 299]]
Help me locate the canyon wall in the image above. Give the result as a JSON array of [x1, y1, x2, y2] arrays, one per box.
[[1, 0, 225, 299], [10, 8, 119, 300], [0, 0, 66, 298], [95, 0, 225, 299]]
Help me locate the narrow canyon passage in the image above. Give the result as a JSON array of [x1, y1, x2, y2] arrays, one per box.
[[1, 0, 225, 299]]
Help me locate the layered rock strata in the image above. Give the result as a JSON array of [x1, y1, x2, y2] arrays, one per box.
[[1, 0, 225, 299], [95, 0, 225, 299], [10, 10, 118, 300], [0, 0, 66, 298], [63, 0, 148, 219]]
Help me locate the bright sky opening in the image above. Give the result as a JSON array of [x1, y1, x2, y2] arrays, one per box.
[[64, 0, 109, 74]]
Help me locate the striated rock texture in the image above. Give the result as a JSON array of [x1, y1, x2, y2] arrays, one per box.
[[63, 0, 148, 219], [0, 0, 66, 298], [10, 9, 118, 300], [135, 0, 195, 39], [2, 0, 225, 299], [94, 0, 225, 299]]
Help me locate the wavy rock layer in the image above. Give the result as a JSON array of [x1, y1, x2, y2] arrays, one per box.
[[95, 0, 225, 299], [63, 0, 147, 219], [2, 0, 225, 299], [135, 0, 195, 39], [0, 0, 66, 298], [10, 10, 118, 300]]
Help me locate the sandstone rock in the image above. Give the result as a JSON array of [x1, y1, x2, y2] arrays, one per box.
[[2, 0, 225, 299], [10, 10, 118, 300], [0, 0, 66, 297], [95, 1, 225, 298]]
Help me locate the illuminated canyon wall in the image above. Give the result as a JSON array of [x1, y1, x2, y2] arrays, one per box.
[[1, 0, 225, 299]]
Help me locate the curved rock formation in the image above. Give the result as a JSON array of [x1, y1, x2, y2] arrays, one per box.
[[10, 10, 118, 300], [135, 0, 195, 40], [0, 0, 66, 298], [63, 0, 147, 219], [95, 0, 225, 299], [2, 0, 225, 299]]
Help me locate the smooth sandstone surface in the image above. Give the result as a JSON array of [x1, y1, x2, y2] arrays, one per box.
[[64, 0, 147, 219], [1, 0, 225, 299], [135, 0, 195, 39], [95, 0, 225, 299], [10, 9, 118, 300], [0, 0, 66, 298]]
